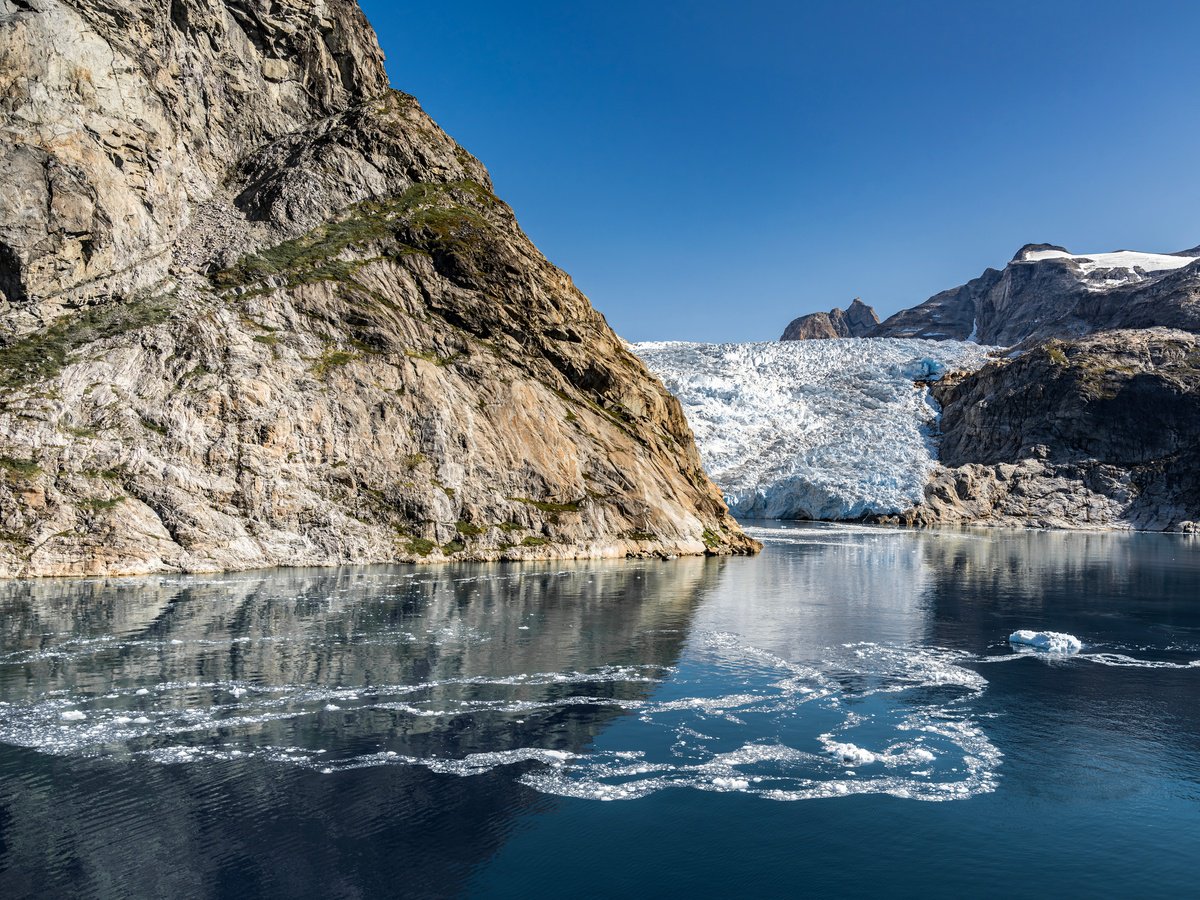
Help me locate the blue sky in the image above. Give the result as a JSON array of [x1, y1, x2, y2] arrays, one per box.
[[359, 1, 1200, 342]]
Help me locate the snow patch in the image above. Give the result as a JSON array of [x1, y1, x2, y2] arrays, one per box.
[[633, 339, 995, 519], [1019, 248, 1198, 290], [1009, 630, 1082, 654], [1021, 249, 1197, 272]]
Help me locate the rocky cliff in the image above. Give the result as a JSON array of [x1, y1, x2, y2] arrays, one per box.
[[870, 244, 1200, 345], [853, 242, 1200, 532], [780, 298, 878, 341], [879, 329, 1200, 532], [0, 0, 757, 576]]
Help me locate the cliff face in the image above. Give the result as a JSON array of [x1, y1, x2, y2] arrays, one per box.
[[855, 241, 1200, 532], [780, 299, 878, 341], [0, 0, 389, 332], [869, 244, 1200, 346], [882, 329, 1200, 532], [0, 0, 757, 576]]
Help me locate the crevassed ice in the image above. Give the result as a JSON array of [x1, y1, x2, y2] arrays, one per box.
[[633, 339, 995, 519]]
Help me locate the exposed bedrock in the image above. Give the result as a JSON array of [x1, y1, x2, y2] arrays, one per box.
[[781, 299, 879, 341], [881, 329, 1200, 532], [0, 0, 757, 576], [868, 244, 1200, 346]]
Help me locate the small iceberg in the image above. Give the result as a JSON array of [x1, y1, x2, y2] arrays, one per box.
[[825, 741, 877, 766], [1009, 630, 1082, 654]]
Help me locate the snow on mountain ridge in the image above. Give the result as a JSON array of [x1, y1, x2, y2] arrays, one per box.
[[1017, 249, 1198, 290], [1018, 249, 1197, 271], [634, 339, 996, 520]]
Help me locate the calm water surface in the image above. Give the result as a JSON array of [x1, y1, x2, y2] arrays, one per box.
[[0, 524, 1198, 898]]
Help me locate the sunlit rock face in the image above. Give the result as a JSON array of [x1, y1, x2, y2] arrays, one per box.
[[781, 299, 879, 341], [0, 1, 756, 576], [869, 243, 1200, 346]]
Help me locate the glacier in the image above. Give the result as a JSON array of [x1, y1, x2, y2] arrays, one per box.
[[634, 339, 996, 520]]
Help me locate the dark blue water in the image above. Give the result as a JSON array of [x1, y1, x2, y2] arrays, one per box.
[[0, 524, 1197, 898]]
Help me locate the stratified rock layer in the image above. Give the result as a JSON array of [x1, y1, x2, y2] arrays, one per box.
[[0, 0, 757, 576]]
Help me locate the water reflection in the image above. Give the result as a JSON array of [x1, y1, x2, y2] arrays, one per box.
[[702, 522, 935, 654], [2, 528, 1198, 899], [0, 559, 721, 899]]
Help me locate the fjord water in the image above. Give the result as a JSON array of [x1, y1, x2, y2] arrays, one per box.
[[0, 526, 1197, 898]]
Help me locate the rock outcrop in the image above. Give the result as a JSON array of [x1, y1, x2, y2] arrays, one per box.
[[869, 244, 1200, 345], [850, 241, 1200, 532], [0, 0, 757, 576], [880, 329, 1200, 531], [781, 299, 878, 341]]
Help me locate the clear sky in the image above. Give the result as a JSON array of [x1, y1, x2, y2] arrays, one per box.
[[359, 0, 1200, 343]]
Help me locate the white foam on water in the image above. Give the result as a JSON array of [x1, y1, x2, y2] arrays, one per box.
[[981, 641, 1200, 669], [511, 637, 1000, 803], [0, 631, 1014, 804], [1079, 653, 1200, 670]]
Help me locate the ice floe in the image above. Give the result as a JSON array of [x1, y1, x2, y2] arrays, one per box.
[[0, 635, 1001, 804], [1009, 631, 1083, 654]]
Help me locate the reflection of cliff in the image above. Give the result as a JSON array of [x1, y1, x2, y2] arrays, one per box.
[[916, 528, 1186, 637], [0, 558, 723, 898], [917, 529, 1200, 785]]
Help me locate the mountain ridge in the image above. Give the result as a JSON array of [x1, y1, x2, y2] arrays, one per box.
[[867, 243, 1200, 345]]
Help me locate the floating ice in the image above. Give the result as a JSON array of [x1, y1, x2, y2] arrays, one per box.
[[633, 339, 996, 519], [1079, 653, 1200, 670], [1009, 630, 1083, 654], [0, 636, 1001, 805], [60, 710, 86, 721], [824, 740, 878, 766]]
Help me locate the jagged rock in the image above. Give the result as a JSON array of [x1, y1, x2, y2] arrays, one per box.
[[0, 0, 757, 576], [881, 329, 1200, 530], [869, 244, 1200, 345], [0, 0, 390, 335], [781, 299, 878, 340]]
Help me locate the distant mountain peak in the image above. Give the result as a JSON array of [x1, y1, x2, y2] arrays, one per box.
[[1012, 243, 1070, 262], [869, 242, 1200, 346], [781, 298, 880, 341]]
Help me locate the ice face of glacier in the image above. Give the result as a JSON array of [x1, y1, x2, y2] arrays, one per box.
[[633, 339, 996, 520]]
